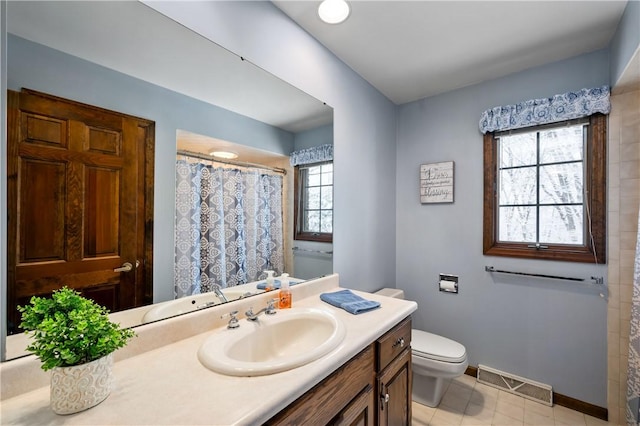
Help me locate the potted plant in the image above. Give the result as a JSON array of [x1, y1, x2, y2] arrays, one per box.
[[18, 287, 135, 415]]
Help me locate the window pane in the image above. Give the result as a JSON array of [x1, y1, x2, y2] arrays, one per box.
[[321, 163, 333, 173], [321, 186, 333, 209], [539, 163, 583, 204], [308, 173, 321, 186], [304, 211, 320, 232], [320, 211, 333, 233], [499, 167, 537, 205], [321, 171, 333, 185], [306, 187, 320, 209], [308, 166, 321, 175], [540, 205, 583, 244], [540, 125, 584, 164], [498, 206, 536, 242], [499, 133, 537, 167]]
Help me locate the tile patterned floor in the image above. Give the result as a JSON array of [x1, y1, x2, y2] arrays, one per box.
[[411, 374, 613, 426]]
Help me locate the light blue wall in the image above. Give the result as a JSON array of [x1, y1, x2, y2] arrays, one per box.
[[610, 0, 640, 86], [293, 124, 334, 151], [7, 34, 295, 303], [144, 1, 398, 291], [396, 49, 610, 406]]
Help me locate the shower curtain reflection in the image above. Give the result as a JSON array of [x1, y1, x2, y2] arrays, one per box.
[[626, 208, 640, 425], [174, 159, 284, 299]]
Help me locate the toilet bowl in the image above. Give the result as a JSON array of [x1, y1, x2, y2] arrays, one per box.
[[375, 288, 469, 407]]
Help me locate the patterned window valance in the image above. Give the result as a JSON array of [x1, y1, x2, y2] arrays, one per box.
[[479, 85, 610, 134], [290, 144, 333, 166]]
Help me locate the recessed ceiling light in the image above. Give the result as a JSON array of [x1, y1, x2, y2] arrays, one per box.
[[210, 151, 239, 160], [318, 0, 350, 24]]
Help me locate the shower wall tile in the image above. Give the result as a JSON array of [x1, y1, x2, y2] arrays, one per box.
[[621, 124, 640, 144], [620, 162, 640, 179], [620, 142, 640, 161], [607, 88, 639, 424], [609, 186, 620, 211], [609, 307, 620, 335], [621, 213, 639, 233], [620, 281, 634, 304]]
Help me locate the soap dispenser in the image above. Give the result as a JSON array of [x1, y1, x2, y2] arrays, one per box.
[[278, 273, 292, 309], [264, 270, 275, 291]]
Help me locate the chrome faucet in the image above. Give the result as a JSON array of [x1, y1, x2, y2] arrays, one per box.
[[212, 285, 228, 303], [245, 299, 277, 321], [221, 310, 240, 329]]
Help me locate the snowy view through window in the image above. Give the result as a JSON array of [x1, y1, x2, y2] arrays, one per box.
[[497, 124, 585, 245], [302, 162, 333, 234]]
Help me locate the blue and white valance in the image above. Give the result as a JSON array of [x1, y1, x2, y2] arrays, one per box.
[[479, 85, 610, 134], [290, 144, 333, 166]]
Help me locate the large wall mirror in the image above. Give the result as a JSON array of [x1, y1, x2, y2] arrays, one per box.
[[3, 1, 333, 361]]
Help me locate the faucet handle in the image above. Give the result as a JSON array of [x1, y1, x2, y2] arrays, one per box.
[[221, 310, 240, 329], [266, 298, 277, 315]]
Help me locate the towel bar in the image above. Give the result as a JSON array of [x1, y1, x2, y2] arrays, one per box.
[[485, 266, 603, 284], [292, 247, 333, 255]]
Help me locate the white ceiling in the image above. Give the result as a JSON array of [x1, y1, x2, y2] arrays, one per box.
[[273, 1, 629, 104]]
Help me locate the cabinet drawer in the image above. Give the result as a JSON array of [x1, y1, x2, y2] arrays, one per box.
[[266, 344, 375, 425], [376, 316, 411, 372]]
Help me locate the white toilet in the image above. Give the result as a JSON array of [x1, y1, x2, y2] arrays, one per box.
[[375, 288, 469, 407]]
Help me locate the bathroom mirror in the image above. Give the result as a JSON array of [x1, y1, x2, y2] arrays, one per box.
[[3, 1, 333, 361]]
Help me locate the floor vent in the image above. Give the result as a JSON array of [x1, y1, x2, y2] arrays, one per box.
[[477, 364, 553, 406]]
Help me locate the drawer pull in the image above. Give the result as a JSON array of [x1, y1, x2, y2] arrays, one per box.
[[393, 337, 405, 348]]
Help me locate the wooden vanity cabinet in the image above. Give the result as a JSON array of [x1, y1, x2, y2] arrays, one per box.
[[376, 316, 412, 426], [329, 385, 376, 426], [265, 345, 375, 425], [265, 316, 411, 426]]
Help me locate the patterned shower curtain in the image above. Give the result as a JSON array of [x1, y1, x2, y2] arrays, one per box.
[[174, 159, 284, 299], [627, 208, 640, 425]]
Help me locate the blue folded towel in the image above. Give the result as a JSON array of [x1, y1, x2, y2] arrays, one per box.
[[256, 279, 303, 290], [320, 289, 381, 315]]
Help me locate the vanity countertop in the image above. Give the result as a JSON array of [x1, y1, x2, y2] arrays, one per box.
[[0, 275, 417, 425]]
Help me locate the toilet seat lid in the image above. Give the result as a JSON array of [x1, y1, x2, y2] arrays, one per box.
[[411, 329, 467, 363]]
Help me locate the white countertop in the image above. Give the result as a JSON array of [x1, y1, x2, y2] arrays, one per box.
[[0, 275, 417, 425]]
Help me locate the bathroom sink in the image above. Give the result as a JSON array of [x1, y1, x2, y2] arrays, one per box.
[[198, 307, 346, 376]]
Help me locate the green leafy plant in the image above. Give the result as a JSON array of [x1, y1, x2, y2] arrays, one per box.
[[18, 287, 135, 371]]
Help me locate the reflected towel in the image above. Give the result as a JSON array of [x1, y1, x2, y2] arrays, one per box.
[[320, 289, 381, 315]]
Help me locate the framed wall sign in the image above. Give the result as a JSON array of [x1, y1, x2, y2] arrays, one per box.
[[420, 161, 454, 203]]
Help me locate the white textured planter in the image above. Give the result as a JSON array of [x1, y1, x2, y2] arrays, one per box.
[[50, 353, 114, 415]]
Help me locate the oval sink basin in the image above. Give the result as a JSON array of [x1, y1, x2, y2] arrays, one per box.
[[198, 307, 346, 376]]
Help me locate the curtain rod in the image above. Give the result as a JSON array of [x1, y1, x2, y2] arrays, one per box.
[[176, 149, 287, 175]]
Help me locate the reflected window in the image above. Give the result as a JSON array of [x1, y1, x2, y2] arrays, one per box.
[[295, 161, 333, 242]]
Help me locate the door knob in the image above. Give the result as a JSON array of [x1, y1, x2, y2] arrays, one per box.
[[113, 262, 133, 273]]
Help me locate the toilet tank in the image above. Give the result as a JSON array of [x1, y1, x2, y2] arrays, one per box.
[[375, 288, 405, 299]]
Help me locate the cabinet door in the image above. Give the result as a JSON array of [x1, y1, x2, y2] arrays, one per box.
[[330, 385, 375, 426], [378, 348, 412, 426]]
